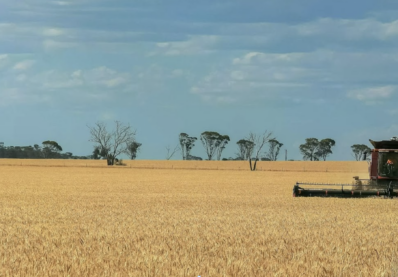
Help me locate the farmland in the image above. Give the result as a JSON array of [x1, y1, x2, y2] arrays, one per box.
[[0, 160, 397, 276]]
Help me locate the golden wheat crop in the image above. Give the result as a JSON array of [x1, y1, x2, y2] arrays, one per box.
[[0, 159, 367, 172], [0, 160, 397, 276]]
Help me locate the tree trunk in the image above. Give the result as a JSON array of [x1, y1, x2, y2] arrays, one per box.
[[249, 158, 253, 171], [253, 158, 258, 171], [106, 154, 114, 166]]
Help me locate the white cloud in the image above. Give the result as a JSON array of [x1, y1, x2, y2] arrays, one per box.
[[100, 112, 114, 121], [232, 52, 306, 65], [42, 28, 65, 37], [52, 1, 72, 5], [0, 54, 36, 71], [347, 86, 396, 103], [9, 0, 101, 8], [37, 70, 83, 89], [191, 49, 398, 104], [157, 42, 169, 48], [192, 51, 326, 99], [103, 77, 128, 87], [0, 60, 195, 108], [33, 66, 131, 90], [4, 9, 398, 108], [232, 52, 261, 65], [152, 36, 218, 56], [43, 39, 77, 50], [295, 18, 398, 41], [171, 69, 184, 77], [13, 60, 35, 71], [0, 87, 50, 107], [0, 65, 135, 107], [0, 55, 8, 69], [3, 16, 398, 55], [147, 18, 398, 57], [15, 74, 27, 82], [71, 70, 82, 78]]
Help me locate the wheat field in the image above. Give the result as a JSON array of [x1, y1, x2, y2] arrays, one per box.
[[0, 160, 397, 276], [0, 159, 367, 172]]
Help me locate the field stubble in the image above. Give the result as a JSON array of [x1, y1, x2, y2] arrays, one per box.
[[0, 161, 397, 276]]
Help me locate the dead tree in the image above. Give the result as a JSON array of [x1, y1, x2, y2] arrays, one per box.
[[165, 144, 180, 160], [88, 121, 136, 165], [248, 131, 274, 171]]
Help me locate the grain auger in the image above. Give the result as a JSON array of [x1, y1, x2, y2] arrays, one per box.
[[293, 138, 398, 198]]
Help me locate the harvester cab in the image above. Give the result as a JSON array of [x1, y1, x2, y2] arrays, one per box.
[[293, 139, 398, 198]]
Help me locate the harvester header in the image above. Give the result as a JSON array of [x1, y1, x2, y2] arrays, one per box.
[[293, 138, 398, 198]]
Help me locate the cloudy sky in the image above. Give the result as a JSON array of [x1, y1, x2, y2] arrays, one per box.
[[1, 0, 398, 160]]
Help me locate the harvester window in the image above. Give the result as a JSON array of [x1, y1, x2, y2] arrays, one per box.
[[378, 152, 398, 177]]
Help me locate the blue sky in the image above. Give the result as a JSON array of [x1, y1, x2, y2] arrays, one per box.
[[1, 0, 398, 160]]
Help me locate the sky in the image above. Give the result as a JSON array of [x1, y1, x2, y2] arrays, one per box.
[[1, 0, 398, 160]]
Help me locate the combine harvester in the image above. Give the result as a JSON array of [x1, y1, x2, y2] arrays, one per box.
[[293, 138, 398, 198]]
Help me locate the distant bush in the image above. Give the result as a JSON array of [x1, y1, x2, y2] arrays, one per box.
[[187, 155, 203, 160], [115, 159, 126, 166]]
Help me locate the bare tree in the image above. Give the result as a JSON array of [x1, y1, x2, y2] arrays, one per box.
[[88, 121, 136, 165], [248, 131, 274, 171], [165, 144, 180, 160]]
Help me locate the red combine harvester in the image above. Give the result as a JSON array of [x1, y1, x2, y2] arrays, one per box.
[[293, 138, 398, 198]]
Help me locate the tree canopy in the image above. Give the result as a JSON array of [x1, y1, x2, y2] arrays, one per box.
[[299, 138, 320, 161], [299, 138, 335, 161], [126, 141, 142, 160], [317, 139, 336, 161], [42, 141, 63, 158], [266, 139, 283, 161], [179, 133, 197, 160], [351, 144, 371, 161], [236, 139, 255, 160], [200, 131, 230, 160]]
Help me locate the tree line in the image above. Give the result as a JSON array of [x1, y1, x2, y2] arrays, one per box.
[[0, 141, 89, 159], [0, 121, 373, 166]]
